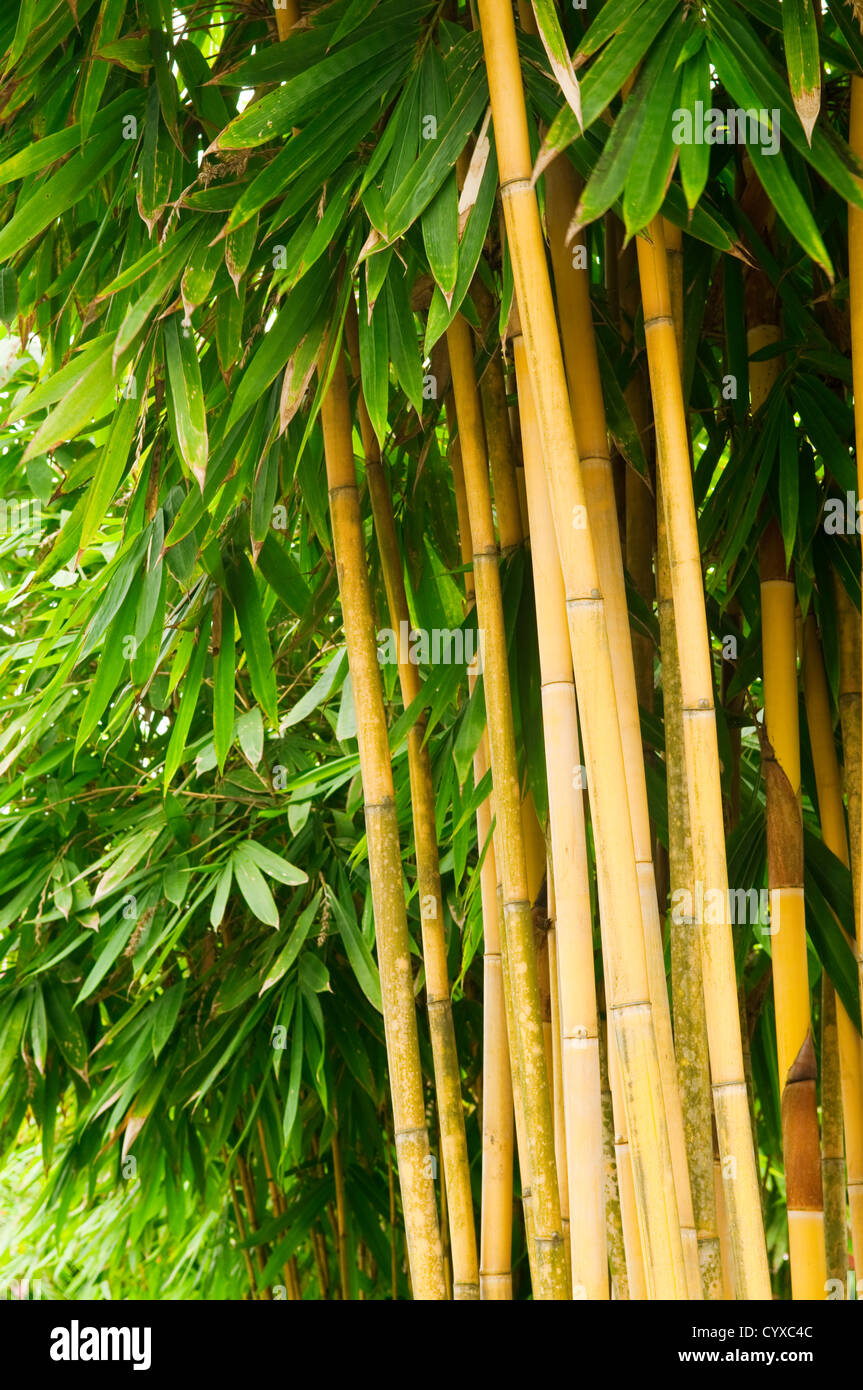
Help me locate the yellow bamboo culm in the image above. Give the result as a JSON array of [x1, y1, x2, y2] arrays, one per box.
[[802, 614, 863, 1278], [635, 216, 771, 1298], [448, 407, 515, 1299], [476, 0, 686, 1299], [344, 305, 479, 1299], [514, 333, 607, 1300], [446, 312, 567, 1298], [320, 347, 446, 1299], [749, 298, 825, 1297], [659, 216, 724, 1300], [273, 0, 299, 41], [544, 155, 700, 1300], [758, 518, 825, 1298]]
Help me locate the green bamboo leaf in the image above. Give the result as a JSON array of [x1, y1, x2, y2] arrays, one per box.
[[93, 827, 161, 902], [76, 913, 139, 1003], [746, 138, 832, 277], [257, 532, 312, 617], [226, 213, 258, 293], [385, 266, 423, 417], [0, 265, 17, 324], [0, 128, 131, 262], [214, 597, 236, 774], [21, 343, 116, 464], [327, 884, 382, 1012], [282, 1004, 304, 1141], [622, 36, 684, 236], [233, 851, 280, 928], [282, 647, 347, 728], [778, 405, 799, 572], [30, 987, 47, 1074], [425, 137, 497, 352], [163, 609, 212, 791], [181, 235, 225, 316], [531, 0, 582, 129], [419, 45, 459, 301], [137, 83, 176, 235], [358, 272, 389, 446], [235, 840, 308, 887], [75, 581, 141, 753], [261, 893, 322, 994], [227, 260, 330, 427], [210, 861, 232, 927], [0, 996, 28, 1088], [218, 29, 408, 149], [783, 0, 820, 145], [227, 551, 279, 726], [44, 982, 89, 1079], [164, 314, 208, 492], [384, 67, 488, 239], [677, 46, 711, 211], [151, 982, 185, 1061]]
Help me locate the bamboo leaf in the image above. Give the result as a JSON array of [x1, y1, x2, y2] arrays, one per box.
[[531, 0, 582, 129], [227, 551, 279, 726], [782, 0, 820, 145], [164, 315, 208, 492]]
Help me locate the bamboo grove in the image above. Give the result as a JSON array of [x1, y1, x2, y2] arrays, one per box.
[[3, 0, 863, 1303]]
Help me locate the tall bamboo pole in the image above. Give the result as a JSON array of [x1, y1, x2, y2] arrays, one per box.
[[446, 311, 567, 1298], [802, 613, 863, 1276], [476, 0, 686, 1298], [514, 332, 607, 1299], [544, 157, 699, 1299], [635, 214, 771, 1297], [749, 290, 825, 1296], [448, 406, 516, 1299], [273, 0, 299, 41], [344, 305, 479, 1299], [320, 346, 446, 1299], [659, 216, 723, 1300]]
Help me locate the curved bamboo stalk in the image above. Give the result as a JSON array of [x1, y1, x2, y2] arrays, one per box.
[[344, 305, 479, 1300], [635, 214, 771, 1298], [446, 311, 567, 1298], [320, 345, 446, 1300], [476, 0, 685, 1298], [801, 614, 863, 1277], [514, 332, 607, 1299], [544, 157, 699, 1299]]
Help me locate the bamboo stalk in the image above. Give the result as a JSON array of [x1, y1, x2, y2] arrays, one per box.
[[448, 407, 515, 1300], [802, 613, 863, 1278], [598, 1003, 631, 1299], [331, 1124, 350, 1300], [656, 217, 723, 1301], [544, 158, 700, 1299], [514, 332, 607, 1299], [344, 304, 479, 1300], [635, 214, 771, 1298], [819, 974, 848, 1286], [477, 0, 687, 1299], [446, 311, 567, 1298], [320, 345, 446, 1299], [757, 515, 825, 1299], [273, 0, 300, 41], [229, 1175, 258, 1299]]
